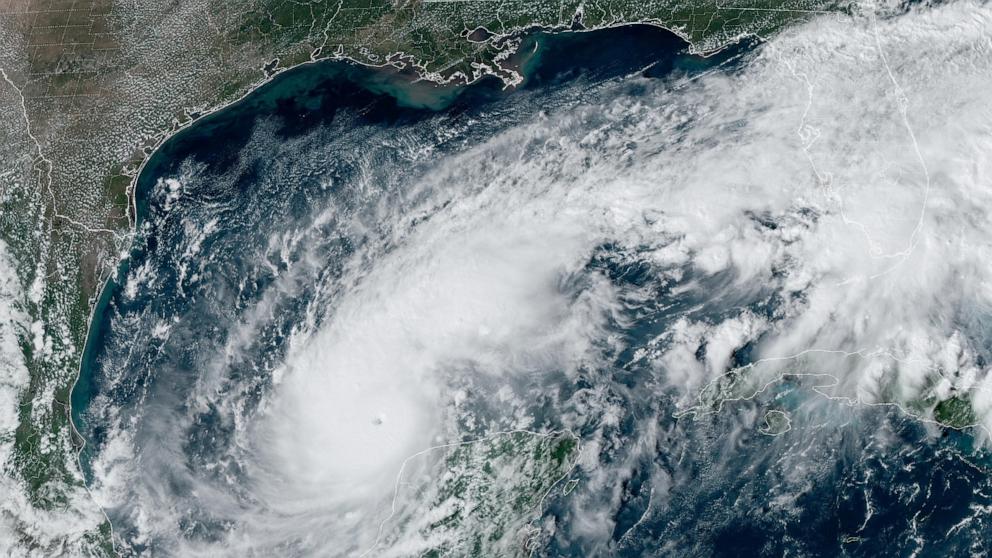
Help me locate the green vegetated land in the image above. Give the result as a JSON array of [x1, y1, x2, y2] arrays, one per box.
[[385, 431, 579, 556], [228, 0, 841, 84], [0, 0, 838, 552]]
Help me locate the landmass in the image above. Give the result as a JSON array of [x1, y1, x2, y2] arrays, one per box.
[[679, 354, 985, 435], [374, 430, 579, 556]]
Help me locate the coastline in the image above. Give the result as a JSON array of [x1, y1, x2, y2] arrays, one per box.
[[67, 20, 748, 483], [118, 16, 761, 231], [67, 58, 492, 473]]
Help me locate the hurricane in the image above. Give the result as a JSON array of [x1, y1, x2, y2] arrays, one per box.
[[76, 2, 992, 555]]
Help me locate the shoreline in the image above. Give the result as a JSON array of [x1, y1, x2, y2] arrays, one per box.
[[66, 16, 754, 515], [119, 16, 761, 230]]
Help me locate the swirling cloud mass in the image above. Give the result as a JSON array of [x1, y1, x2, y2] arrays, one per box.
[[73, 2, 992, 555]]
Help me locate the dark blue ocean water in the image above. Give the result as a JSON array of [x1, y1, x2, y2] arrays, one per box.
[[72, 23, 743, 471], [71, 24, 992, 557]]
